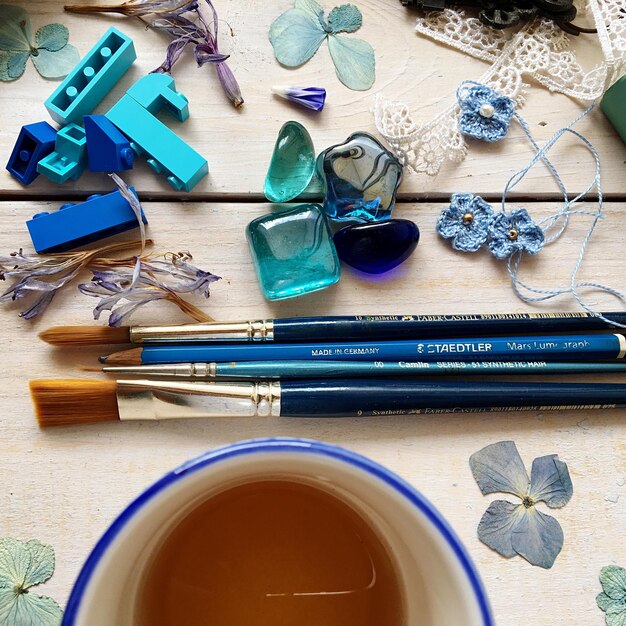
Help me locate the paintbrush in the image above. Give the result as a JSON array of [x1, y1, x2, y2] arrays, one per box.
[[38, 311, 626, 346], [103, 360, 626, 379], [30, 378, 626, 428], [98, 333, 626, 365]]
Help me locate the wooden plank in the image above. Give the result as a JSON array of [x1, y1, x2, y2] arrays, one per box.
[[1, 1, 624, 198], [0, 201, 624, 624]]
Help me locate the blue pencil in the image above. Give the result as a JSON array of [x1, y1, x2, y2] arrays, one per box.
[[101, 333, 626, 365]]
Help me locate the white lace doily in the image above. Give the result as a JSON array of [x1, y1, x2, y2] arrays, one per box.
[[374, 0, 626, 176]]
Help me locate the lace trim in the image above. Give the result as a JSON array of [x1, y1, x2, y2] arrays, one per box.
[[374, 0, 626, 176]]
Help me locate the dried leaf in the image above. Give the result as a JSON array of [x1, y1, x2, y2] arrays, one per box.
[[0, 538, 62, 626], [32, 44, 80, 79], [268, 8, 326, 67], [0, 5, 31, 51], [327, 4, 362, 33], [469, 440, 529, 498], [529, 454, 573, 508], [269, 0, 375, 91], [35, 23, 69, 52], [327, 34, 374, 90], [599, 565, 626, 600], [0, 50, 28, 81]]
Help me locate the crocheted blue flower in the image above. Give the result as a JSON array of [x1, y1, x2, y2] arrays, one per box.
[[458, 84, 515, 142], [437, 193, 495, 252], [488, 208, 545, 259]]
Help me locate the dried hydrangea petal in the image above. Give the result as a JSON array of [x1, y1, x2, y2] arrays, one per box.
[[599, 565, 626, 601], [510, 506, 563, 569], [476, 499, 523, 558], [469, 440, 529, 498], [529, 454, 573, 509]]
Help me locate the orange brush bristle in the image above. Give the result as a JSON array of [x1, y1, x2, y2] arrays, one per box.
[[38, 326, 131, 346], [30, 379, 120, 428]]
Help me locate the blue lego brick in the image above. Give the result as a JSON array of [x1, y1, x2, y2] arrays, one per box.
[[26, 188, 147, 254], [44, 27, 136, 126], [84, 114, 134, 172], [37, 124, 88, 184], [6, 122, 57, 185], [106, 74, 208, 192]]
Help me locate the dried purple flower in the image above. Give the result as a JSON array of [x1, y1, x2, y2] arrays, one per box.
[[65, 0, 244, 108], [271, 86, 326, 112], [64, 0, 195, 17], [0, 240, 147, 320], [80, 252, 221, 326]]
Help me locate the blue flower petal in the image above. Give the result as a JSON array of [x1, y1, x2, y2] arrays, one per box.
[[529, 454, 573, 508], [470, 440, 530, 497], [452, 223, 488, 252], [477, 500, 524, 558], [510, 506, 564, 569]]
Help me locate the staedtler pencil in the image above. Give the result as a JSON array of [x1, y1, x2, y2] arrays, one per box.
[[102, 360, 626, 379], [99, 333, 626, 365], [39, 311, 626, 346]]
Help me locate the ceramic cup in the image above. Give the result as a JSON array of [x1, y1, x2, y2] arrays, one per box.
[[62, 438, 494, 625]]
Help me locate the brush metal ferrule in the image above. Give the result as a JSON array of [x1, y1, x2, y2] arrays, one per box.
[[104, 364, 218, 378], [129, 320, 274, 343], [116, 380, 281, 420]]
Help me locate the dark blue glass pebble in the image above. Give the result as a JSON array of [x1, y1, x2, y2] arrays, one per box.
[[333, 219, 420, 274]]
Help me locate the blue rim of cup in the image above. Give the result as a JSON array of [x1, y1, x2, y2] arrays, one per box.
[[62, 437, 494, 625]]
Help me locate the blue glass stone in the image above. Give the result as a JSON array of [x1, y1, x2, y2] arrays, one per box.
[[247, 204, 341, 300], [317, 132, 403, 223], [333, 219, 420, 274]]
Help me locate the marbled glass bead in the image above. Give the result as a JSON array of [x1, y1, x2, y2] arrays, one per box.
[[264, 121, 315, 203], [317, 132, 403, 223], [333, 219, 420, 274], [247, 204, 341, 300]]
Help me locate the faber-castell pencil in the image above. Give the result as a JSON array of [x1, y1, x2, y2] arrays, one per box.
[[102, 360, 626, 379], [99, 333, 626, 365], [39, 311, 626, 346], [31, 378, 626, 427]]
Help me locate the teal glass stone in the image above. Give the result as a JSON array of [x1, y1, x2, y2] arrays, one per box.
[[263, 121, 315, 202], [246, 204, 341, 300], [317, 131, 403, 223]]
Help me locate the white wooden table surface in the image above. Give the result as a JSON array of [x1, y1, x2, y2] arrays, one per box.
[[0, 2, 625, 624]]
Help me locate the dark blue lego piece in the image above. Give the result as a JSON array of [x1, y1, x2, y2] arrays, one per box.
[[84, 114, 135, 172], [26, 188, 148, 254], [6, 122, 57, 185]]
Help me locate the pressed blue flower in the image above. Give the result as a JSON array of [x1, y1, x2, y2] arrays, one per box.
[[271, 85, 326, 111], [457, 83, 515, 142], [436, 193, 494, 252], [488, 208, 545, 259], [470, 440, 573, 569]]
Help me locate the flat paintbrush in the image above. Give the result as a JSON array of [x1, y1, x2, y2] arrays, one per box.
[[38, 311, 626, 346], [30, 378, 626, 428]]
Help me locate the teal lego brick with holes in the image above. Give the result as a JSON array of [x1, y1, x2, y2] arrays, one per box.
[[37, 124, 88, 184], [601, 74, 626, 145], [106, 74, 208, 192], [44, 27, 136, 126]]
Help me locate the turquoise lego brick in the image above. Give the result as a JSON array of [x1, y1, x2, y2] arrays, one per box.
[[126, 73, 189, 121], [37, 124, 88, 184], [601, 74, 626, 145], [106, 75, 208, 192], [44, 27, 136, 126]]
